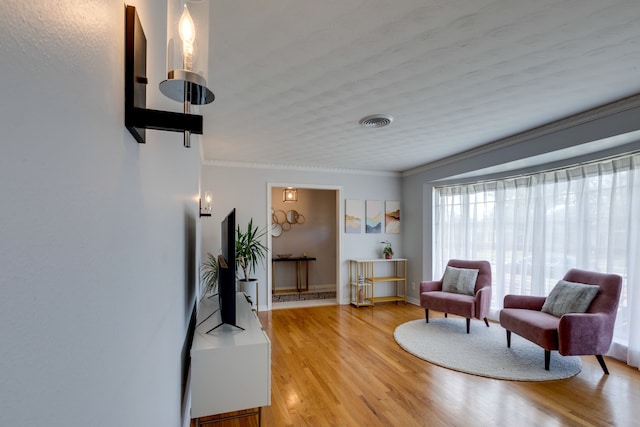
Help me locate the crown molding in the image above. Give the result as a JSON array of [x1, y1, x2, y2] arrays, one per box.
[[201, 158, 401, 177], [402, 93, 640, 178]]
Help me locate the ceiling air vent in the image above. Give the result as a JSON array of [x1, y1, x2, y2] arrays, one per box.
[[359, 114, 394, 128]]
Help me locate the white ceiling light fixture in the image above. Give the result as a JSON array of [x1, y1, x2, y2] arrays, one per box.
[[359, 114, 394, 129]]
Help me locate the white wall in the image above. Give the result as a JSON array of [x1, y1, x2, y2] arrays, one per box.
[[201, 165, 402, 308], [0, 1, 200, 426]]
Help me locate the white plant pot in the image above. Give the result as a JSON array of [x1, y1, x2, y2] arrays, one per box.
[[239, 279, 258, 311]]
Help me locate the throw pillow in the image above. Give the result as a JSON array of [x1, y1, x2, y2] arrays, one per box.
[[541, 280, 600, 317], [441, 266, 479, 296]]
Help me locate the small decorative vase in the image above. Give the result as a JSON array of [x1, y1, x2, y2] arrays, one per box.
[[384, 253, 392, 259]]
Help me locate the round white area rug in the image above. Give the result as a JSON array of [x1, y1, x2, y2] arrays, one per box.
[[394, 318, 581, 381]]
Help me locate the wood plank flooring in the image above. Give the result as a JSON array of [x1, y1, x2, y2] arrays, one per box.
[[193, 303, 640, 426]]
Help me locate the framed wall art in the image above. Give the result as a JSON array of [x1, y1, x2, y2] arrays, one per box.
[[345, 199, 362, 233], [365, 200, 382, 234], [385, 200, 400, 234]]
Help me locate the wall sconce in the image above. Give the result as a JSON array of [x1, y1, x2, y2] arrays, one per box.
[[283, 188, 298, 202], [160, 1, 214, 148], [199, 191, 212, 217], [124, 4, 213, 147]]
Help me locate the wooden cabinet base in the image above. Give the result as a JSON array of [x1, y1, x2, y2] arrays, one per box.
[[193, 407, 262, 426]]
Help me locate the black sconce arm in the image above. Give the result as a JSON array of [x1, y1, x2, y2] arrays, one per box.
[[124, 5, 204, 144]]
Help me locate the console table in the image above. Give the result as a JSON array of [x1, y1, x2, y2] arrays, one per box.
[[190, 292, 271, 425], [349, 258, 407, 307], [272, 256, 316, 292]]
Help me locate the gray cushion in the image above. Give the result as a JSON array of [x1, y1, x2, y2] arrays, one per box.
[[441, 266, 479, 296], [541, 280, 600, 317]]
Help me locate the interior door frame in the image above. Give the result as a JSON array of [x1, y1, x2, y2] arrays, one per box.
[[266, 182, 342, 311]]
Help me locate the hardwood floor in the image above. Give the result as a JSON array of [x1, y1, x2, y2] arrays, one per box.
[[193, 303, 640, 426]]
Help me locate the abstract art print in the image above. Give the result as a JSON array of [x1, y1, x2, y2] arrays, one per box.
[[365, 200, 382, 234], [385, 200, 400, 234], [345, 200, 362, 233]]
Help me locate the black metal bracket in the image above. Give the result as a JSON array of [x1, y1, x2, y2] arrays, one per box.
[[124, 5, 203, 144], [199, 198, 212, 217]]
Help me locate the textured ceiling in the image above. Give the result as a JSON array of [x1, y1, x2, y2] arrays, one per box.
[[197, 0, 640, 173]]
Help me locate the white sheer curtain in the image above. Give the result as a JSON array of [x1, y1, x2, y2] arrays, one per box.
[[433, 153, 640, 368]]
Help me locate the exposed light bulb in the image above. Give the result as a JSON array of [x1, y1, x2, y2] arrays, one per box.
[[179, 4, 195, 70], [283, 188, 297, 202]]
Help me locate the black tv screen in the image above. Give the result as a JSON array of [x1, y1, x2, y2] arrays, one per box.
[[218, 208, 236, 326]]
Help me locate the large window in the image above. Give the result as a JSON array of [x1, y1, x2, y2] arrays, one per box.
[[434, 152, 640, 368]]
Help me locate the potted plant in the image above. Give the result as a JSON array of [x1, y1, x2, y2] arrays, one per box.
[[381, 240, 393, 259], [200, 252, 219, 296], [236, 218, 269, 281], [236, 218, 269, 308]]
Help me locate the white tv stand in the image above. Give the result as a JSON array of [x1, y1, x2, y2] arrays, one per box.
[[190, 292, 271, 425]]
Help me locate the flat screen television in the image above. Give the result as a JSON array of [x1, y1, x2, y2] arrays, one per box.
[[208, 208, 243, 332], [219, 208, 236, 325]]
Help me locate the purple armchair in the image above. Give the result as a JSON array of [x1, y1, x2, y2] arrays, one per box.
[[420, 259, 492, 333], [499, 268, 622, 373]]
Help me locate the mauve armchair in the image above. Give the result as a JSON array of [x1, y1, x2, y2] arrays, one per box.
[[499, 268, 622, 373], [420, 259, 492, 333]]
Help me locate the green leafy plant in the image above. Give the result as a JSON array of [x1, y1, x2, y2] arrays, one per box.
[[381, 240, 393, 256], [236, 218, 269, 281], [200, 252, 219, 295]]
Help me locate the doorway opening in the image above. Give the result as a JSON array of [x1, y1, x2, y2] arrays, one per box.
[[267, 184, 341, 310]]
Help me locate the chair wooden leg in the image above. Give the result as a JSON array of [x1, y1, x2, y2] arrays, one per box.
[[484, 318, 489, 327], [506, 330, 511, 348], [545, 350, 550, 370], [425, 309, 429, 323], [596, 355, 610, 375], [466, 318, 470, 334]]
